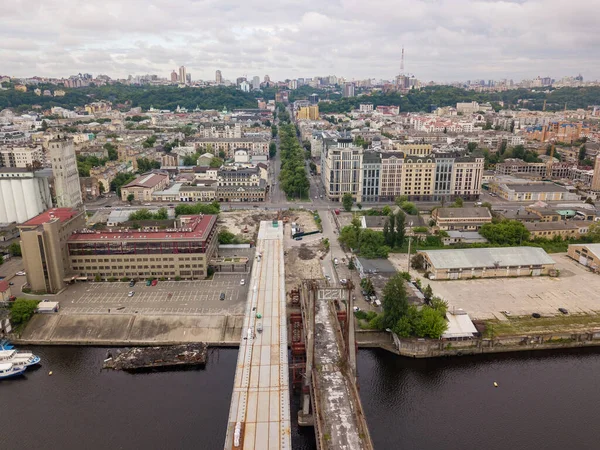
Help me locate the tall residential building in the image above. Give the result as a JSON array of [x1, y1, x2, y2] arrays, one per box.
[[179, 66, 187, 84], [252, 76, 260, 90], [216, 70, 223, 84], [171, 70, 178, 82], [264, 75, 271, 84], [343, 83, 355, 98], [362, 152, 381, 202], [0, 145, 43, 168], [18, 208, 86, 293], [48, 137, 82, 208], [186, 73, 192, 84], [591, 155, 600, 191], [321, 138, 363, 202], [297, 106, 319, 121]]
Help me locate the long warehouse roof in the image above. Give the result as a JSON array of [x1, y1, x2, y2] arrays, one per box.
[[422, 246, 555, 269]]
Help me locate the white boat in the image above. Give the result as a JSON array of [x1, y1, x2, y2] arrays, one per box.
[[0, 349, 41, 370], [0, 362, 26, 379]]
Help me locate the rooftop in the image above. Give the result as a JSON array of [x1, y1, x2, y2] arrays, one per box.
[[422, 247, 556, 269], [571, 243, 600, 259], [68, 214, 216, 242], [505, 183, 569, 193], [435, 207, 492, 220], [22, 208, 80, 226], [123, 172, 168, 189]]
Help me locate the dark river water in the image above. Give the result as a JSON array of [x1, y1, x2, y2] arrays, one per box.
[[3, 346, 600, 450]]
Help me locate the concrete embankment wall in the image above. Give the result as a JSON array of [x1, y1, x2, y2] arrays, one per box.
[[14, 314, 244, 347], [355, 329, 600, 358]]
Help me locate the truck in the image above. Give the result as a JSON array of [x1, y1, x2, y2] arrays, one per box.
[[37, 301, 59, 313]]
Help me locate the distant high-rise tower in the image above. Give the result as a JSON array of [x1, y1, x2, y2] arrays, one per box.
[[592, 155, 600, 191], [48, 137, 82, 208], [216, 70, 223, 84], [186, 73, 192, 84], [170, 70, 178, 82], [252, 76, 260, 90], [179, 66, 187, 84], [264, 75, 271, 84], [343, 83, 355, 98]]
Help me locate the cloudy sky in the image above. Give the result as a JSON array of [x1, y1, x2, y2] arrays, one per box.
[[2, 0, 598, 82]]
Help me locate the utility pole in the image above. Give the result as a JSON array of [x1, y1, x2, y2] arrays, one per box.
[[406, 221, 413, 274]]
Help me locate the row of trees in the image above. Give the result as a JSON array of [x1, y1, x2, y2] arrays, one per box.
[[317, 85, 600, 114], [0, 84, 258, 112], [128, 208, 168, 221], [358, 273, 447, 338], [278, 124, 309, 199], [174, 201, 220, 216], [339, 218, 390, 258]]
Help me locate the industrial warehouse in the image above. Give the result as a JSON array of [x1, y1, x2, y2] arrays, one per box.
[[419, 247, 557, 280]]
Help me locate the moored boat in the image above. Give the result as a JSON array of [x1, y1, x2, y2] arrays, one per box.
[[0, 362, 26, 379]]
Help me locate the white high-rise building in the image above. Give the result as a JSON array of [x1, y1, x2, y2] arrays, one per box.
[[252, 76, 260, 90], [48, 138, 82, 208], [216, 70, 223, 84]]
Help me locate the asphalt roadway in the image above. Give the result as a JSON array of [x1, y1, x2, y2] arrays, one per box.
[[52, 273, 249, 317]]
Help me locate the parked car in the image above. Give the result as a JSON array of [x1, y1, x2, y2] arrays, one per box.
[[295, 237, 303, 241], [220, 292, 225, 301], [128, 291, 135, 297], [146, 280, 152, 286], [256, 323, 263, 333], [240, 279, 245, 286], [374, 299, 382, 307], [558, 307, 569, 315], [15, 271, 26, 276], [151, 279, 158, 286], [340, 279, 347, 285], [129, 280, 136, 287], [532, 312, 541, 318]]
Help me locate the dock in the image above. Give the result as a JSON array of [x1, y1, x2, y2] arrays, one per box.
[[103, 343, 207, 372]]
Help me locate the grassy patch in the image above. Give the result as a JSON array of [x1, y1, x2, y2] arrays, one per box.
[[484, 313, 600, 337]]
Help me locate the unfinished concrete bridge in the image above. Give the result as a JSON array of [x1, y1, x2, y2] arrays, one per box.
[[224, 220, 373, 450]]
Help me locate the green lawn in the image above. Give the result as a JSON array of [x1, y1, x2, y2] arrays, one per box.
[[484, 313, 600, 337]]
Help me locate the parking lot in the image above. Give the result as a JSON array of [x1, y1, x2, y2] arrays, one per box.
[[427, 254, 600, 320], [53, 273, 249, 316]]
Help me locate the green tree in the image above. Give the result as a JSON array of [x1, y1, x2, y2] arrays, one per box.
[[8, 242, 22, 257], [111, 172, 136, 196], [127, 193, 135, 203], [479, 220, 530, 245], [467, 142, 478, 153], [395, 195, 409, 206], [358, 229, 390, 258], [586, 222, 600, 243], [382, 273, 410, 329], [360, 277, 375, 296], [137, 157, 160, 172], [0, 254, 3, 265], [218, 230, 236, 244], [579, 145, 587, 161], [339, 225, 360, 250], [394, 211, 406, 248], [104, 142, 118, 161], [209, 157, 223, 168], [383, 215, 394, 247], [9, 299, 40, 326], [382, 205, 392, 216], [269, 142, 277, 158], [411, 253, 426, 270], [41, 119, 48, 131], [452, 197, 464, 208], [400, 201, 418, 215], [342, 193, 353, 211], [413, 307, 447, 338]]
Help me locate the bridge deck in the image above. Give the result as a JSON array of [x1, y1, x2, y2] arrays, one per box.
[[224, 221, 291, 450], [313, 293, 371, 450]]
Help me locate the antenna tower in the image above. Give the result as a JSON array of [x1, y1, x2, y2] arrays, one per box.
[[400, 47, 405, 75]]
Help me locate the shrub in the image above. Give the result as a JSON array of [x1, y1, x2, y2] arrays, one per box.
[[9, 299, 40, 326], [120, 277, 130, 282], [107, 277, 117, 282], [174, 276, 182, 281], [94, 274, 101, 282], [159, 277, 166, 281]]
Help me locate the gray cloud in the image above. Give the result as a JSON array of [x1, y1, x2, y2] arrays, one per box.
[[1, 0, 598, 81]]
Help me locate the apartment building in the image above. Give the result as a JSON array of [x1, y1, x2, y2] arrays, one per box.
[[297, 106, 319, 121], [18, 208, 86, 293], [391, 143, 432, 156], [379, 153, 403, 201], [67, 215, 218, 281], [198, 123, 242, 139], [0, 145, 43, 168], [401, 155, 436, 200], [195, 137, 269, 158], [120, 171, 170, 201], [48, 137, 83, 208], [362, 152, 381, 202], [217, 166, 262, 186], [452, 156, 485, 200], [321, 138, 363, 202]]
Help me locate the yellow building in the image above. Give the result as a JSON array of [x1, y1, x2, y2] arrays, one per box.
[[297, 105, 319, 120], [401, 155, 436, 200], [14, 85, 27, 92]]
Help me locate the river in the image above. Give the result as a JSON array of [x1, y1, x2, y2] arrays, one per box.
[[2, 346, 600, 449]]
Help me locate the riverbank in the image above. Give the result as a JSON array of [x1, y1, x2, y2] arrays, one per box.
[[356, 329, 600, 357], [13, 313, 243, 346]]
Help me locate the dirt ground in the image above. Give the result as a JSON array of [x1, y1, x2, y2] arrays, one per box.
[[217, 210, 318, 242], [284, 242, 324, 291]]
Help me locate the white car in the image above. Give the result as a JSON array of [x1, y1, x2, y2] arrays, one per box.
[[240, 279, 245, 286], [128, 291, 135, 297], [340, 278, 348, 284], [15, 271, 26, 276], [353, 306, 360, 312]]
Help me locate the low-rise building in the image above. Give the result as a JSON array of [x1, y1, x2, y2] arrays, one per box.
[[420, 247, 556, 280], [442, 231, 488, 245], [432, 207, 493, 231], [567, 243, 600, 272], [18, 208, 86, 293], [68, 214, 218, 280], [120, 171, 169, 201], [524, 221, 592, 240], [490, 181, 578, 202]]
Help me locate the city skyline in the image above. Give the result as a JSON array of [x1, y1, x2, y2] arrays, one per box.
[[2, 0, 598, 82]]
